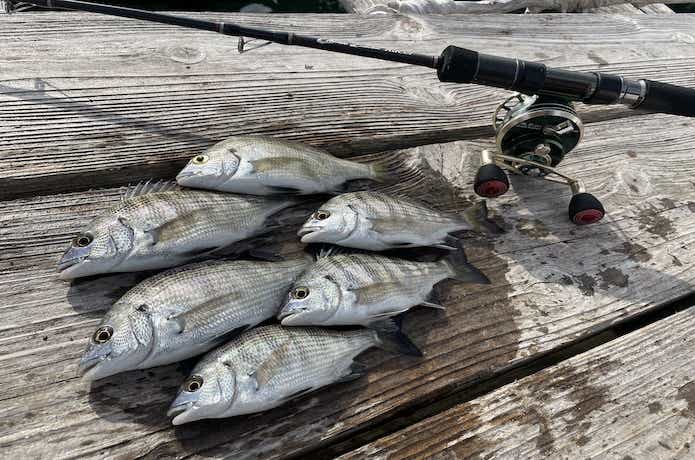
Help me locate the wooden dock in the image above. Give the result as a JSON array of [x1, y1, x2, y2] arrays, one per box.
[[2, 8, 695, 459]]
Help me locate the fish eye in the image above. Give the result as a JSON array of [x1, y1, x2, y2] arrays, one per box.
[[315, 210, 331, 220], [192, 154, 209, 165], [74, 233, 93, 247], [184, 375, 204, 392], [93, 326, 114, 344], [292, 287, 310, 300]]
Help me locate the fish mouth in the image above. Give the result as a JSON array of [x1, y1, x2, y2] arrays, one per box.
[[276, 308, 293, 322], [175, 170, 200, 181], [278, 310, 310, 326], [297, 227, 324, 243], [168, 402, 196, 425], [77, 354, 110, 381], [167, 401, 192, 419], [57, 257, 87, 280]]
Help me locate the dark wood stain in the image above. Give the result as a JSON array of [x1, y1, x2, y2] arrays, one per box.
[[677, 382, 695, 418], [637, 206, 676, 239], [515, 218, 551, 239], [648, 401, 663, 414], [612, 242, 652, 263], [518, 357, 620, 454], [597, 268, 629, 290], [575, 274, 597, 296]]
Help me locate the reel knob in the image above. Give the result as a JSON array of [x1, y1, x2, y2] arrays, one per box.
[[474, 164, 509, 198], [569, 193, 605, 225]]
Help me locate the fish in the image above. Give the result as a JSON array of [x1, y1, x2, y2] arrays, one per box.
[[277, 248, 489, 327], [78, 258, 308, 381], [176, 136, 393, 195], [167, 321, 421, 424], [297, 191, 502, 251], [58, 182, 298, 279]]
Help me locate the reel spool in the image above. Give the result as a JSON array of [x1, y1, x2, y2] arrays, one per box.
[[473, 94, 605, 225], [493, 94, 583, 176]]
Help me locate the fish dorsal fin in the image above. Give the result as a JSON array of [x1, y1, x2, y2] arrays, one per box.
[[314, 244, 344, 259], [121, 180, 179, 201], [250, 339, 293, 391]]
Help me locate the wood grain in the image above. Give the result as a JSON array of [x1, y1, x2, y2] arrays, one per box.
[[339, 0, 681, 14], [3, 13, 695, 198], [2, 112, 695, 458], [340, 305, 695, 459]]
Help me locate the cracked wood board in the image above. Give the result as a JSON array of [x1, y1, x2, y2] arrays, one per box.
[[340, 305, 695, 459], [3, 13, 695, 198], [2, 112, 695, 458]]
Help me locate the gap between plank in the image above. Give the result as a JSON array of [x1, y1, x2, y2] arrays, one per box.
[[297, 290, 695, 459]]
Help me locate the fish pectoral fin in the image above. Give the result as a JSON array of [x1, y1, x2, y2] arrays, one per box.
[[367, 217, 439, 238], [335, 362, 367, 383], [420, 290, 445, 310], [249, 157, 309, 174], [250, 339, 293, 391], [207, 325, 250, 347], [251, 157, 320, 192], [420, 300, 445, 310], [168, 293, 245, 333], [147, 210, 213, 246], [348, 281, 407, 306], [366, 308, 411, 320]]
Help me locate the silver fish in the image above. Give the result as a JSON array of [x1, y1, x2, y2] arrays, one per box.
[[277, 251, 489, 327], [58, 183, 297, 279], [78, 258, 308, 381], [297, 191, 501, 251], [176, 136, 391, 195], [167, 322, 421, 425]]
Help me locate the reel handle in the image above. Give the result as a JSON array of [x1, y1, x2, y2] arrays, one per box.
[[637, 80, 695, 118]]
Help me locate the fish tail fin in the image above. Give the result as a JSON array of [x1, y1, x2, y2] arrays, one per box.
[[368, 161, 398, 184], [371, 316, 422, 357], [443, 243, 490, 285], [461, 200, 504, 235], [366, 154, 421, 185]]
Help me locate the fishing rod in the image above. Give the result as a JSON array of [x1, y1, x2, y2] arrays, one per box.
[[8, 0, 695, 118], [7, 0, 695, 225]]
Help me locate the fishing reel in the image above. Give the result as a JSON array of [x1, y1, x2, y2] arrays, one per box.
[[473, 94, 605, 225]]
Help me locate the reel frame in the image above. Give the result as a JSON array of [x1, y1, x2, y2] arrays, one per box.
[[474, 93, 605, 225]]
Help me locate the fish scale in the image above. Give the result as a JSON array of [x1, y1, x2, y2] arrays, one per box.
[[278, 253, 466, 327], [296, 190, 490, 252], [78, 259, 308, 380], [176, 135, 381, 195], [344, 191, 461, 223], [59, 188, 298, 278], [322, 254, 448, 291], [168, 322, 421, 424], [175, 326, 376, 421]]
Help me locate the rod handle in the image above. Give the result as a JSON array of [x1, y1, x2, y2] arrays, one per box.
[[636, 80, 695, 118]]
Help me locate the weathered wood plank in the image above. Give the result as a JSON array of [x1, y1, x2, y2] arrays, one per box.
[[341, 305, 695, 459], [2, 112, 695, 458], [3, 13, 695, 198], [339, 0, 683, 14]]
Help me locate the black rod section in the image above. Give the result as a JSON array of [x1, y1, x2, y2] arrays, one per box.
[[16, 0, 439, 68]]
